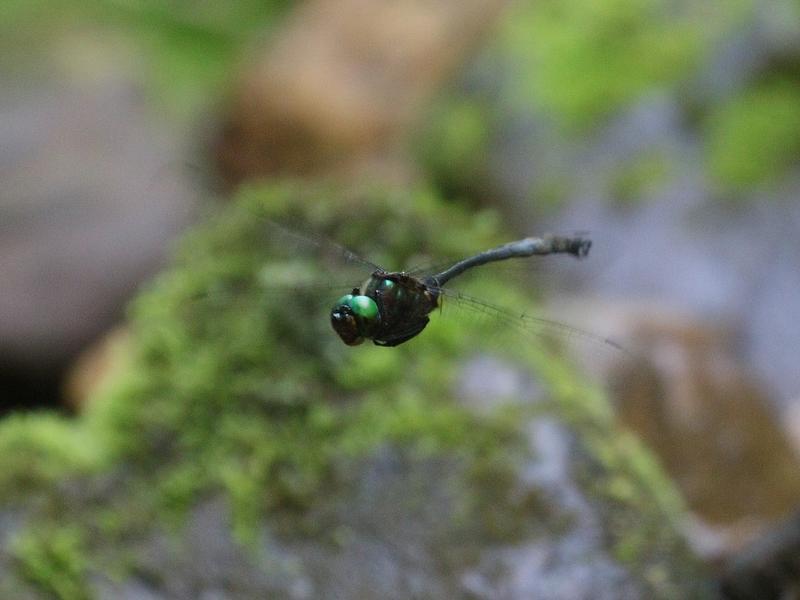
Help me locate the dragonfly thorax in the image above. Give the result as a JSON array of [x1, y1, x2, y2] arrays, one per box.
[[330, 272, 439, 347]]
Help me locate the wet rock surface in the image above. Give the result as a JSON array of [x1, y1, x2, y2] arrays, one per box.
[[91, 424, 674, 600]]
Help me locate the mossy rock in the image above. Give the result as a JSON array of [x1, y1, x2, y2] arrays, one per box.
[[0, 181, 709, 598]]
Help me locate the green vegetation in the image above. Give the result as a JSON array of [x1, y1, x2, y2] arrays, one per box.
[[417, 97, 494, 201], [705, 80, 800, 191], [419, 0, 800, 208], [86, 183, 534, 533], [13, 525, 91, 600], [0, 414, 99, 501], [498, 0, 714, 129]]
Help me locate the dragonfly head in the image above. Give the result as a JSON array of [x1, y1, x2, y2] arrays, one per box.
[[330, 293, 379, 345]]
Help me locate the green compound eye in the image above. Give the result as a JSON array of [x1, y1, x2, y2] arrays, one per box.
[[330, 294, 379, 345], [333, 293, 355, 310], [348, 295, 379, 320]]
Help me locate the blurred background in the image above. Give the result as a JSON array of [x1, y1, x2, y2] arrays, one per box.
[[2, 0, 800, 596]]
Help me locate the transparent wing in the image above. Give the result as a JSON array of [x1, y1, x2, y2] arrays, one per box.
[[170, 213, 387, 352], [259, 219, 383, 274], [437, 287, 627, 353], [429, 284, 636, 392], [186, 211, 387, 297]]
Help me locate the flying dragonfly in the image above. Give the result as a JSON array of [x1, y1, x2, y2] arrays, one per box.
[[330, 235, 592, 347], [262, 220, 619, 352]]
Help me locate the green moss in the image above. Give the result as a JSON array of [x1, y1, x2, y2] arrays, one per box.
[[497, 0, 730, 129], [0, 414, 98, 502], [79, 181, 532, 538], [416, 97, 494, 201], [705, 80, 800, 191], [12, 525, 91, 600]]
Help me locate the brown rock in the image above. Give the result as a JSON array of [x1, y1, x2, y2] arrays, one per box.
[[62, 326, 130, 412], [552, 298, 800, 559], [215, 0, 510, 184]]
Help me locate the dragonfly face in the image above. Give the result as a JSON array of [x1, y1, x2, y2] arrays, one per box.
[[330, 271, 440, 347], [330, 289, 380, 346]]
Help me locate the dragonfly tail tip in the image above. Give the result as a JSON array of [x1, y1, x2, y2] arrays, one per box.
[[572, 237, 592, 258]]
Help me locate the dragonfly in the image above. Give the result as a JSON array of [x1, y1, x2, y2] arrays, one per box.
[[261, 220, 612, 351], [330, 234, 593, 347]]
